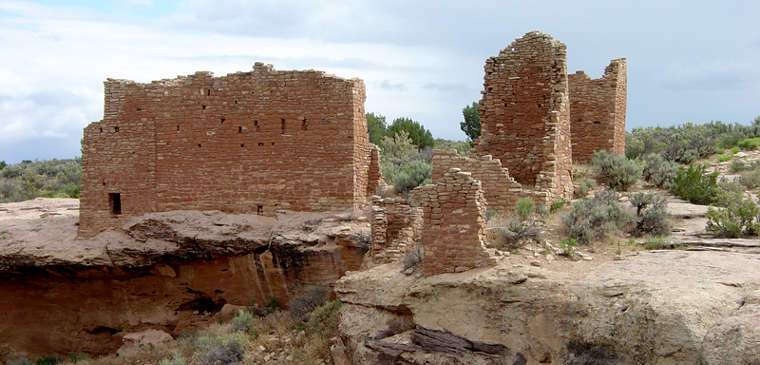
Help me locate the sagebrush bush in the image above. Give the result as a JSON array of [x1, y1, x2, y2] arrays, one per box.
[[288, 285, 327, 322], [641, 153, 679, 188], [515, 197, 535, 221], [591, 150, 642, 191], [562, 190, 632, 244], [629, 192, 670, 236], [193, 333, 246, 365], [402, 243, 422, 271], [739, 169, 760, 190], [379, 131, 432, 194], [626, 121, 760, 163], [230, 309, 253, 332], [738, 137, 760, 150], [729, 159, 748, 173], [0, 158, 81, 202], [574, 178, 595, 199], [706, 198, 760, 237], [670, 164, 718, 205]]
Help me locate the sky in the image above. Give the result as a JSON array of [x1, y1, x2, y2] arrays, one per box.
[[0, 0, 759, 163]]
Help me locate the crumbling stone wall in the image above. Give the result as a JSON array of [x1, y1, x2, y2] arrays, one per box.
[[568, 58, 627, 162], [80, 63, 380, 238], [370, 196, 423, 264], [432, 149, 532, 214], [473, 31, 573, 203], [412, 169, 495, 276]]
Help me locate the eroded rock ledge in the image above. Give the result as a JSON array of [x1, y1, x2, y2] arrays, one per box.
[[0, 199, 369, 359], [335, 251, 760, 364]]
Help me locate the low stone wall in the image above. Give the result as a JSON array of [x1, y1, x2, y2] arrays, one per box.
[[432, 149, 533, 214], [411, 169, 495, 276], [370, 196, 423, 264]]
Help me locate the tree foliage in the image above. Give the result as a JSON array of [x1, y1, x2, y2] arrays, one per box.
[[379, 131, 432, 194], [366, 112, 387, 146], [459, 102, 480, 143], [387, 117, 433, 149], [0, 158, 81, 202]]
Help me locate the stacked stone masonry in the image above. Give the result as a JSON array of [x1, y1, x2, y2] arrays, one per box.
[[473, 31, 574, 204], [411, 169, 495, 276], [431, 149, 533, 214], [79, 63, 381, 238], [370, 196, 423, 264], [568, 58, 627, 162]]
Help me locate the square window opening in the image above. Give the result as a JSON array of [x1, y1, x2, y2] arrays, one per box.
[[257, 205, 263, 216]]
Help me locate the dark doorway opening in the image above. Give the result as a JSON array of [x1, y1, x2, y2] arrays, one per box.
[[109, 193, 122, 215]]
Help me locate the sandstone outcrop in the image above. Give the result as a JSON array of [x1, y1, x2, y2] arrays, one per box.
[[335, 250, 760, 364], [0, 198, 369, 360]]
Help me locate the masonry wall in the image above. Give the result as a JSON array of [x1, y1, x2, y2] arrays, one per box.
[[80, 63, 377, 238], [431, 149, 532, 214], [412, 169, 494, 276], [370, 196, 423, 264], [568, 58, 627, 162], [473, 31, 573, 203]]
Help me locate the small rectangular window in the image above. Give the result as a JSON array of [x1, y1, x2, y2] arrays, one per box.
[[257, 205, 263, 216], [109, 193, 122, 215], [281, 118, 286, 134]]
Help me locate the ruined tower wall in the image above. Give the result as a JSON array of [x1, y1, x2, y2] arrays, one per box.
[[431, 149, 531, 214], [80, 64, 375, 237], [413, 169, 494, 276], [473, 31, 573, 203], [370, 196, 423, 265], [568, 58, 627, 162]]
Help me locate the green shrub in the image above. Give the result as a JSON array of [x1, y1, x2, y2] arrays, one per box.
[[34, 356, 62, 365], [193, 333, 246, 365], [515, 198, 535, 221], [715, 180, 745, 208], [67, 353, 90, 363], [626, 121, 760, 163], [558, 237, 578, 258], [591, 150, 642, 191], [671, 164, 718, 205], [717, 154, 732, 163], [629, 192, 670, 236], [288, 285, 327, 322], [641, 153, 679, 188], [706, 198, 760, 237], [739, 169, 760, 190], [6, 359, 33, 365], [380, 131, 432, 194], [643, 235, 670, 250], [305, 300, 341, 335], [562, 190, 632, 244], [738, 137, 760, 150], [729, 159, 748, 173], [574, 178, 595, 199], [265, 297, 281, 312], [160, 356, 187, 365], [550, 200, 568, 213], [231, 309, 253, 332]]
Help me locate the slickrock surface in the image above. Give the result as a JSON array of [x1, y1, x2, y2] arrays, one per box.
[[336, 250, 760, 364]]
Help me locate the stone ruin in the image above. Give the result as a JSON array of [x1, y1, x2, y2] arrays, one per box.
[[473, 31, 574, 203], [412, 169, 495, 276], [370, 196, 423, 265], [370, 31, 625, 276], [79, 63, 381, 238], [569, 58, 627, 162]]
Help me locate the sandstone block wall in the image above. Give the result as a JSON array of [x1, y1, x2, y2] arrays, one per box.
[[473, 31, 573, 203], [370, 196, 423, 264], [412, 169, 494, 276], [80, 63, 381, 238], [431, 149, 532, 214], [568, 58, 627, 162]]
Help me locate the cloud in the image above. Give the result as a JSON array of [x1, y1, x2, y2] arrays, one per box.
[[1, 0, 760, 162], [124, 0, 153, 9]]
